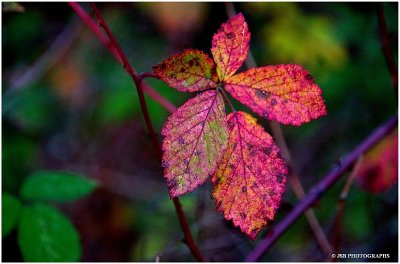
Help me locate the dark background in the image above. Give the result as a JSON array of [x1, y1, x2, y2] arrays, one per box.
[[2, 2, 398, 261]]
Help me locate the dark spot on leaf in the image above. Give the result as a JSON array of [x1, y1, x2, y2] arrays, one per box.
[[271, 99, 277, 106], [166, 178, 176, 189], [184, 168, 190, 174], [183, 159, 189, 165], [277, 173, 285, 183], [188, 59, 194, 67], [249, 149, 256, 157], [227, 120, 235, 130], [242, 186, 247, 193], [305, 74, 314, 81], [255, 89, 270, 99], [178, 138, 185, 145], [229, 163, 235, 169], [170, 73, 176, 79], [226, 32, 233, 39], [194, 150, 202, 157], [268, 190, 276, 196], [161, 63, 166, 70], [180, 68, 185, 73], [215, 177, 221, 184], [264, 147, 272, 156], [240, 213, 246, 219], [251, 183, 258, 189], [162, 160, 170, 168]]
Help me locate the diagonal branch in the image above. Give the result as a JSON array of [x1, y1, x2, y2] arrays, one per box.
[[245, 115, 398, 261], [69, 2, 203, 261]]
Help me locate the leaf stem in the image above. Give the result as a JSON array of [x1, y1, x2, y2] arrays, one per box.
[[219, 85, 236, 113], [70, 3, 203, 261], [139, 71, 159, 81], [376, 3, 398, 95], [245, 115, 398, 261]]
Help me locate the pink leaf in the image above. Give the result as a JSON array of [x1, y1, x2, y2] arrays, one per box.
[[153, 49, 218, 92], [225, 64, 327, 126], [212, 111, 287, 239], [211, 13, 250, 81], [162, 90, 228, 197]]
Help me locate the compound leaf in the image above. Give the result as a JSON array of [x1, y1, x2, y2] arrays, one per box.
[[153, 49, 217, 92], [211, 13, 250, 81], [225, 64, 327, 126], [20, 171, 97, 203], [212, 111, 287, 239], [162, 90, 228, 197], [18, 204, 81, 261]]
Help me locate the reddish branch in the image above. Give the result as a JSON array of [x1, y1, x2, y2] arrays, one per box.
[[376, 3, 398, 94], [69, 3, 203, 261], [68, 2, 176, 113], [245, 115, 397, 261]]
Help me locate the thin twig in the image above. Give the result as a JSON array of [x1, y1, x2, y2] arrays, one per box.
[[376, 3, 398, 94], [68, 2, 177, 114], [331, 156, 363, 261], [139, 71, 159, 81], [223, 2, 333, 257], [70, 3, 204, 261], [245, 115, 397, 261], [8, 17, 82, 91]]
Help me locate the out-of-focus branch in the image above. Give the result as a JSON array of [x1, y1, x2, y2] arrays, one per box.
[[245, 115, 398, 261], [69, 2, 203, 261], [376, 3, 398, 95], [331, 156, 363, 261], [8, 17, 82, 91]]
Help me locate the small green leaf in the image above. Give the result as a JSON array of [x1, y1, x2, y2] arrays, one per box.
[[20, 171, 97, 202], [2, 193, 22, 238], [18, 204, 81, 262]]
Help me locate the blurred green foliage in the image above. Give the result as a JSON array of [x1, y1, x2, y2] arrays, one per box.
[[2, 193, 22, 238], [18, 203, 81, 262], [2, 2, 397, 262], [20, 171, 97, 202]]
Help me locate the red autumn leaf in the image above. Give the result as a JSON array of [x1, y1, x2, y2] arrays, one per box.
[[355, 129, 398, 193], [211, 13, 250, 81], [162, 90, 228, 197], [153, 49, 217, 92], [212, 111, 287, 239], [225, 64, 327, 126], [154, 12, 327, 239]]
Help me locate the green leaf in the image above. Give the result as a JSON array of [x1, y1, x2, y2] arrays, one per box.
[[18, 204, 81, 262], [20, 171, 97, 202], [2, 193, 22, 238]]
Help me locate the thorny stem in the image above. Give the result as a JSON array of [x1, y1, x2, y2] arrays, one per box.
[[376, 3, 398, 95], [223, 2, 333, 257], [331, 156, 363, 261], [70, 3, 204, 261], [245, 115, 398, 261]]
